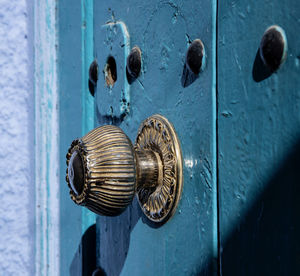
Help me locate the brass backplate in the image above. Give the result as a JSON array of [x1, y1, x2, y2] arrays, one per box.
[[135, 114, 183, 224]]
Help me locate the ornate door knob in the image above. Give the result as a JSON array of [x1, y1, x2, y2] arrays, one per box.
[[66, 114, 183, 224]]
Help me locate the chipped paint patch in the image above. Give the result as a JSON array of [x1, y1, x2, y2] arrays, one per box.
[[34, 1, 60, 275]]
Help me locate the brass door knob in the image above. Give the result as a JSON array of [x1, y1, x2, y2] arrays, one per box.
[[66, 114, 183, 224]]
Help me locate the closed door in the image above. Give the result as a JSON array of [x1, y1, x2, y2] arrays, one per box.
[[58, 1, 300, 275]]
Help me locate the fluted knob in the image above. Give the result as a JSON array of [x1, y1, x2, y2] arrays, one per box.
[[66, 114, 183, 224]]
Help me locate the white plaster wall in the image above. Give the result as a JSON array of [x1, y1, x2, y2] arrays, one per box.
[[0, 0, 34, 275]]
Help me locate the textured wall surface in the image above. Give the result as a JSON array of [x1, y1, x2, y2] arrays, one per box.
[[0, 0, 34, 275]]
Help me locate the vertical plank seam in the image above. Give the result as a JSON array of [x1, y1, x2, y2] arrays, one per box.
[[211, 0, 219, 274], [81, 0, 96, 237], [215, 0, 221, 275]]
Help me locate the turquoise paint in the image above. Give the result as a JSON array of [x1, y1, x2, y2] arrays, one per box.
[[56, 0, 300, 274], [58, 1, 83, 275], [211, 0, 218, 270], [94, 1, 218, 275], [35, 1, 60, 274], [95, 21, 130, 120], [81, 0, 96, 235], [218, 0, 300, 274]]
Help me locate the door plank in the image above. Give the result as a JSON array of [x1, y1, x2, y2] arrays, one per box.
[[94, 1, 218, 275], [218, 1, 300, 274]]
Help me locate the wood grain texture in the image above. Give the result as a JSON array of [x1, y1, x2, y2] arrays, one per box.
[[34, 1, 60, 275]]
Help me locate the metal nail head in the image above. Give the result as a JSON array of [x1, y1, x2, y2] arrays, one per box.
[[126, 46, 142, 83], [260, 25, 288, 72], [186, 39, 205, 75]]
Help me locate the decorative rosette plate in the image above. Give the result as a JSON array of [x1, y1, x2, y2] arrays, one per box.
[[135, 114, 183, 223]]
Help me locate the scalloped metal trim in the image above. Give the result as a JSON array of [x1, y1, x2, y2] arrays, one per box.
[[135, 114, 183, 224], [66, 139, 89, 205]]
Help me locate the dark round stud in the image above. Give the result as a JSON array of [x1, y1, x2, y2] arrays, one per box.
[[68, 150, 85, 196], [186, 39, 205, 75], [126, 46, 142, 81], [259, 25, 287, 72], [88, 60, 98, 96]]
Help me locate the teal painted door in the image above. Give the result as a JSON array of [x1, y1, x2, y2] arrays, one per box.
[[58, 0, 300, 275]]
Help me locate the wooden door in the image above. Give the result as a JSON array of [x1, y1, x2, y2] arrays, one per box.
[[57, 1, 300, 275]]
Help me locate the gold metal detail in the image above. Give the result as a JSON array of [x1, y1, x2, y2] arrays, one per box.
[[66, 114, 183, 224], [66, 126, 136, 216], [135, 114, 183, 223]]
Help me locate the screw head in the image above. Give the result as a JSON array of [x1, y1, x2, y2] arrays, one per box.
[[260, 25, 287, 72], [88, 60, 98, 96], [186, 39, 205, 75], [126, 46, 142, 82]]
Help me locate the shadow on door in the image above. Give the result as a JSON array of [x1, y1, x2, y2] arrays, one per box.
[[198, 138, 300, 275]]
